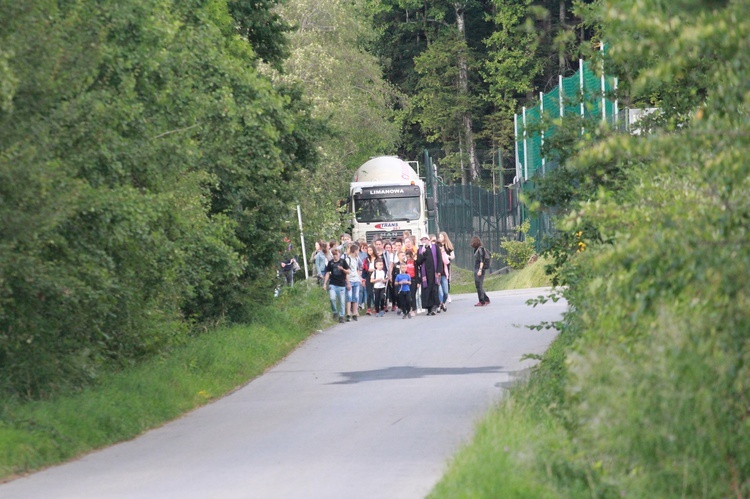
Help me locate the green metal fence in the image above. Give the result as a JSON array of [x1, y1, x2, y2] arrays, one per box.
[[422, 50, 618, 271], [424, 151, 525, 270], [516, 55, 619, 183]]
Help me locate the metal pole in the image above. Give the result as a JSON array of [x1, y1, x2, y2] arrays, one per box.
[[432, 156, 439, 235], [601, 43, 606, 124], [540, 91, 546, 176], [614, 77, 619, 129], [498, 148, 503, 188], [522, 107, 529, 180], [296, 204, 309, 279], [580, 58, 585, 134], [514, 114, 521, 182]]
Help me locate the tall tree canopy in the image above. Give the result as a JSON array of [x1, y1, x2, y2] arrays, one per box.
[[264, 0, 402, 240], [365, 0, 592, 185]]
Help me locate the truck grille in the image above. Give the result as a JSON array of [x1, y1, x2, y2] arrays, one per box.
[[365, 231, 400, 243]]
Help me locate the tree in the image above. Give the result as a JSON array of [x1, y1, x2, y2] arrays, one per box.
[[0, 0, 322, 397], [265, 0, 401, 242], [366, 0, 495, 183], [524, 1, 750, 495], [227, 0, 294, 69]]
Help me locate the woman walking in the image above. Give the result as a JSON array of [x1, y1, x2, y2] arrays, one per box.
[[384, 240, 398, 312], [362, 244, 377, 315], [470, 236, 490, 306], [436, 232, 455, 311], [345, 243, 362, 322], [314, 241, 330, 286]]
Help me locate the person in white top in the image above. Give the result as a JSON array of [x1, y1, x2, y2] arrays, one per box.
[[370, 259, 387, 317], [345, 243, 362, 322], [437, 232, 455, 312]]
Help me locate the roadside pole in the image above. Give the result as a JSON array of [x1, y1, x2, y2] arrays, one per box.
[[297, 204, 309, 279]]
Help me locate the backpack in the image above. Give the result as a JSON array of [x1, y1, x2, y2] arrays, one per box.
[[345, 255, 360, 280], [477, 246, 491, 272]]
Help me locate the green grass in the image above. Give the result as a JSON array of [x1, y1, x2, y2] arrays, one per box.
[[429, 318, 591, 499], [428, 262, 594, 499], [0, 281, 331, 481], [449, 258, 553, 295]]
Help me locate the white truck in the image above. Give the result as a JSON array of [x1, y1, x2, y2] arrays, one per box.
[[349, 156, 435, 243]]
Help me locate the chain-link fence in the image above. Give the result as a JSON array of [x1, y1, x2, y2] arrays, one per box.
[[516, 55, 618, 183], [421, 50, 619, 270]]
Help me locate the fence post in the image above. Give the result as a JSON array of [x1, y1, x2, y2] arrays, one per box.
[[614, 77, 619, 128], [540, 91, 546, 176], [580, 58, 585, 134], [514, 114, 521, 182], [601, 43, 607, 124], [522, 106, 528, 180]]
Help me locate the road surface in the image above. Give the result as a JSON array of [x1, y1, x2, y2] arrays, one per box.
[[1, 287, 565, 499]]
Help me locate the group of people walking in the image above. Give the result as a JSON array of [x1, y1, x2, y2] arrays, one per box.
[[312, 231, 456, 323]]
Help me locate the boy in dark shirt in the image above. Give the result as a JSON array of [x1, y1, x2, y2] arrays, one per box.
[[322, 248, 350, 322]]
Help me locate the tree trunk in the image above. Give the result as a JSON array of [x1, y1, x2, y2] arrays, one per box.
[[559, 0, 566, 73], [455, 3, 480, 182]]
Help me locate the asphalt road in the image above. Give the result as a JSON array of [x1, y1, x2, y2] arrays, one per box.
[[1, 287, 565, 499]]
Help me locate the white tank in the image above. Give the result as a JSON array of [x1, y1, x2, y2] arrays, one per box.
[[353, 156, 419, 184]]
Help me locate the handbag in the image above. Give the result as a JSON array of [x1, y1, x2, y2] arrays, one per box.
[[292, 259, 301, 272]]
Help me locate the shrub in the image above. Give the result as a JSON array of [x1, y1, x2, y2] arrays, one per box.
[[500, 220, 536, 270]]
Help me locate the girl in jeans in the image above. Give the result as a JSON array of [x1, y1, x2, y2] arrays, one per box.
[[470, 236, 490, 306], [345, 243, 362, 322], [314, 241, 330, 286], [436, 232, 455, 312]]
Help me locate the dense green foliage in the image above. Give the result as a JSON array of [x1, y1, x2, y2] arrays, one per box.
[[0, 283, 329, 479], [434, 0, 750, 496], [499, 220, 536, 270], [365, 0, 594, 184], [0, 0, 325, 398], [262, 0, 402, 242]]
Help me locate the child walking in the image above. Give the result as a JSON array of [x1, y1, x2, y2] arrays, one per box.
[[394, 252, 412, 319], [370, 259, 387, 317]]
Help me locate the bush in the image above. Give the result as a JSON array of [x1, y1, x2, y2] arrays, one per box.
[[500, 220, 536, 270]]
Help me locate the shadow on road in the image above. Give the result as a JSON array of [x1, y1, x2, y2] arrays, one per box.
[[331, 365, 504, 384]]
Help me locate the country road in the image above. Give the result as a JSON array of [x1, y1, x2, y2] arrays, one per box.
[[1, 287, 565, 499]]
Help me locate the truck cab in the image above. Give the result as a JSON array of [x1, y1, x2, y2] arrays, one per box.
[[349, 156, 433, 243]]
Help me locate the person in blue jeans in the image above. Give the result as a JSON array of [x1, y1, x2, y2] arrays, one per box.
[[357, 240, 368, 307], [394, 252, 413, 319], [345, 243, 362, 322], [322, 247, 350, 323], [436, 232, 454, 312]]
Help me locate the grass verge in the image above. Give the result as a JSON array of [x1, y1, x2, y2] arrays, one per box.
[[449, 258, 553, 296], [428, 318, 587, 498], [0, 281, 330, 481]]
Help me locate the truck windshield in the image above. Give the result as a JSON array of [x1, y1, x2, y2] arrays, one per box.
[[355, 197, 421, 223]]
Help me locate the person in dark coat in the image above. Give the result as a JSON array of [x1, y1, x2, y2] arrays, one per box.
[[279, 239, 297, 287], [416, 234, 444, 316]]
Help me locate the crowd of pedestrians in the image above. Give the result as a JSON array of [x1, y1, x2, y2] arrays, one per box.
[[311, 231, 459, 323]]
